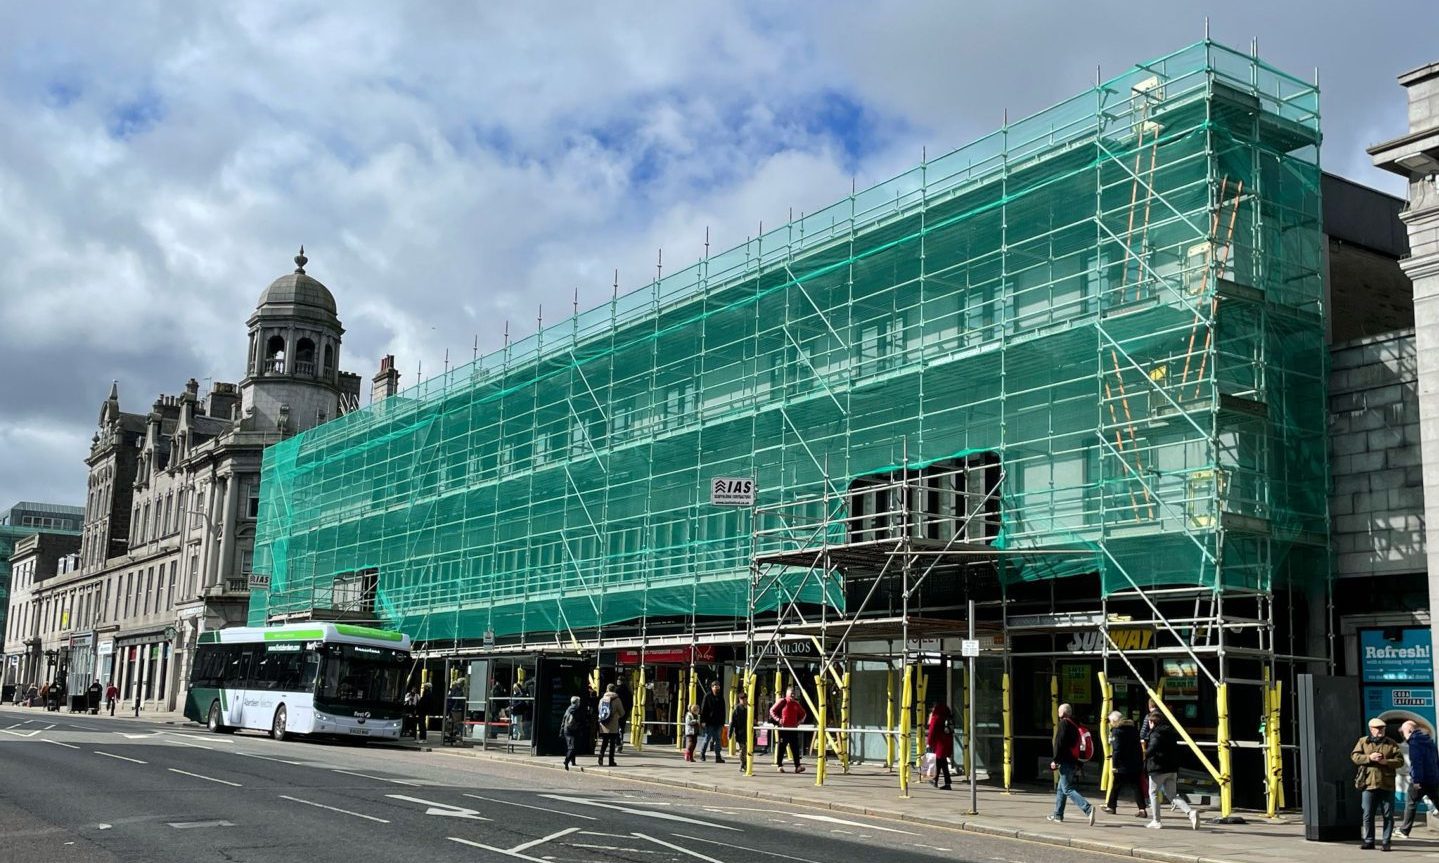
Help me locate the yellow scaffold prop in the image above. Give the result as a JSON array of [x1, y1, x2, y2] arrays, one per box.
[[1002, 669, 1013, 792], [744, 671, 757, 777], [885, 668, 896, 771], [1098, 671, 1114, 794], [899, 663, 914, 797], [815, 674, 828, 786]]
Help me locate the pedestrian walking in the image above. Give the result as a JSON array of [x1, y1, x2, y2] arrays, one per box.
[[1400, 720, 1439, 838], [1139, 698, 1159, 748], [1352, 716, 1403, 851], [926, 703, 954, 790], [102, 682, 116, 715], [596, 683, 625, 766], [417, 681, 436, 742], [1143, 710, 1198, 829], [86, 680, 103, 715], [729, 691, 749, 773], [560, 695, 588, 771], [769, 686, 807, 773], [1104, 711, 1148, 818], [1046, 702, 1097, 825], [683, 702, 701, 762], [699, 680, 727, 763]]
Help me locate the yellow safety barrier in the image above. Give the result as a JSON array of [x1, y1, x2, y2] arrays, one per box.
[[899, 664, 914, 797], [744, 671, 757, 777], [1002, 670, 1013, 792], [1098, 671, 1113, 793], [1050, 673, 1059, 789], [959, 664, 969, 778], [885, 669, 896, 771], [1217, 682, 1233, 819], [815, 674, 828, 786]]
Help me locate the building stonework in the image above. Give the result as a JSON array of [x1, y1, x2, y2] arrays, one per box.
[[1371, 61, 1439, 685], [4, 252, 351, 711]]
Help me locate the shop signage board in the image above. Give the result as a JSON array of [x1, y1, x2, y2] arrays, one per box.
[[1065, 628, 1153, 652], [1359, 627, 1435, 732], [248, 573, 271, 590], [617, 644, 717, 665], [1061, 663, 1092, 704]]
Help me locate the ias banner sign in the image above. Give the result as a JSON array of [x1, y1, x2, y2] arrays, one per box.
[[710, 477, 755, 507]]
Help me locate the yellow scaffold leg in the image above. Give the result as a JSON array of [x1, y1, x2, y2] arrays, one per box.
[[745, 671, 757, 777], [885, 668, 896, 772], [840, 671, 851, 774], [1218, 682, 1233, 819], [1002, 670, 1013, 792], [815, 674, 828, 786], [1098, 671, 1113, 794], [900, 664, 914, 798]]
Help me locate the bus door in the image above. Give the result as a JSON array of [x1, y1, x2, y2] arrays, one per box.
[[229, 646, 259, 727]]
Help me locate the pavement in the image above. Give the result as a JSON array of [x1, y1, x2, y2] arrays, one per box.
[[9, 703, 1438, 863]]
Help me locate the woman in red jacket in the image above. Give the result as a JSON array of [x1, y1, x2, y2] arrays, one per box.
[[927, 703, 955, 790]]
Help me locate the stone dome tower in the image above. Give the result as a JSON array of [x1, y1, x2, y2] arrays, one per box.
[[239, 247, 345, 434]]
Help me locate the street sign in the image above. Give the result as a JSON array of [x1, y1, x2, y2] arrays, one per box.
[[709, 477, 755, 507], [483, 629, 495, 647], [960, 639, 981, 658], [247, 574, 271, 590]]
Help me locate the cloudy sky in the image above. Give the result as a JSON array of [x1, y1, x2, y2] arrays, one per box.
[[0, 1, 1431, 509]]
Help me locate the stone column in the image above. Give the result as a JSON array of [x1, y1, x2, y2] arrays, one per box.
[[216, 473, 239, 589]]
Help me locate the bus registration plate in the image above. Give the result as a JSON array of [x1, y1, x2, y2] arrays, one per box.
[[349, 728, 370, 736]]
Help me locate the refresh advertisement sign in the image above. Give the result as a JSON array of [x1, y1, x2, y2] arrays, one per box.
[[1359, 627, 1435, 733]]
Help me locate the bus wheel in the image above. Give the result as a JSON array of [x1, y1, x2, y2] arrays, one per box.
[[207, 701, 226, 734], [271, 705, 288, 742]]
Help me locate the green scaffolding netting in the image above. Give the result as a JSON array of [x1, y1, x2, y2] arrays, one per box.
[[250, 40, 1328, 642]]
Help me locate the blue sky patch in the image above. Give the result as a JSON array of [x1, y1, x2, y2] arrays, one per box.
[[106, 90, 165, 139]]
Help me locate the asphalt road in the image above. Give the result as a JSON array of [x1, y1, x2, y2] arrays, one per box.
[[0, 708, 1121, 863]]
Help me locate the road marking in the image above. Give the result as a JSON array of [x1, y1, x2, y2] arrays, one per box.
[[386, 794, 489, 820], [709, 805, 906, 834], [163, 737, 212, 750], [461, 794, 597, 821], [119, 732, 162, 739], [634, 832, 724, 862], [168, 768, 242, 787], [279, 794, 390, 823], [673, 833, 828, 863], [237, 751, 305, 766], [333, 768, 419, 787], [95, 750, 148, 764], [0, 728, 42, 738], [43, 739, 80, 749], [539, 795, 738, 830], [511, 827, 581, 853], [448, 836, 548, 862], [167, 820, 235, 829]]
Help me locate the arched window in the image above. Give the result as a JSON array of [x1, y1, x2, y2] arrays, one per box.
[[323, 343, 335, 379], [265, 335, 286, 373], [295, 338, 316, 377]]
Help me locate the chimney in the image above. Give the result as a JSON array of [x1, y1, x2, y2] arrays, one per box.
[[371, 355, 401, 404]]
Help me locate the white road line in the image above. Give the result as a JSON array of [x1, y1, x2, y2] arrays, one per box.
[[278, 794, 390, 823], [710, 805, 906, 834], [539, 795, 738, 830], [510, 827, 581, 853], [634, 832, 725, 863], [94, 750, 148, 764], [448, 837, 548, 862], [168, 768, 242, 787], [673, 833, 828, 863], [237, 751, 305, 766], [461, 794, 597, 821], [163, 737, 213, 750], [333, 768, 419, 787], [43, 739, 80, 749]]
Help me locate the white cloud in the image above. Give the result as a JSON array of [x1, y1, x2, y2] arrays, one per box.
[[0, 0, 1430, 507]]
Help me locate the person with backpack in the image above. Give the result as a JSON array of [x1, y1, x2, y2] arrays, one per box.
[[1047, 702, 1097, 825], [596, 683, 625, 766], [560, 695, 588, 770], [926, 703, 955, 790], [1103, 710, 1148, 818], [1145, 710, 1199, 830], [698, 680, 727, 764], [769, 686, 808, 773], [729, 691, 750, 773]]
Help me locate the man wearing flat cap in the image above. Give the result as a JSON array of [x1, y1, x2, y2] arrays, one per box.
[[1352, 717, 1404, 851]]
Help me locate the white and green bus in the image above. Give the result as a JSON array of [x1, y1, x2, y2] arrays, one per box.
[[184, 623, 411, 741]]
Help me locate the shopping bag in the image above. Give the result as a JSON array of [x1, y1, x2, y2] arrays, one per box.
[[920, 752, 938, 780]]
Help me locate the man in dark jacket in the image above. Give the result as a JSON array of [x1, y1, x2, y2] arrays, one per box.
[[1352, 717, 1403, 850], [699, 680, 726, 764], [1103, 711, 1147, 817], [1046, 703, 1096, 825], [729, 691, 749, 773], [1144, 711, 1198, 829], [1400, 720, 1438, 838]]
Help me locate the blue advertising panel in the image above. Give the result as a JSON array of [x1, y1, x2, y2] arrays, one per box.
[[1361, 628, 1434, 683]]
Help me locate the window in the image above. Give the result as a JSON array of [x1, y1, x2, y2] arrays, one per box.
[[246, 482, 259, 520], [189, 555, 200, 597], [163, 495, 173, 536], [145, 567, 155, 615], [240, 549, 253, 576], [167, 561, 177, 610]]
